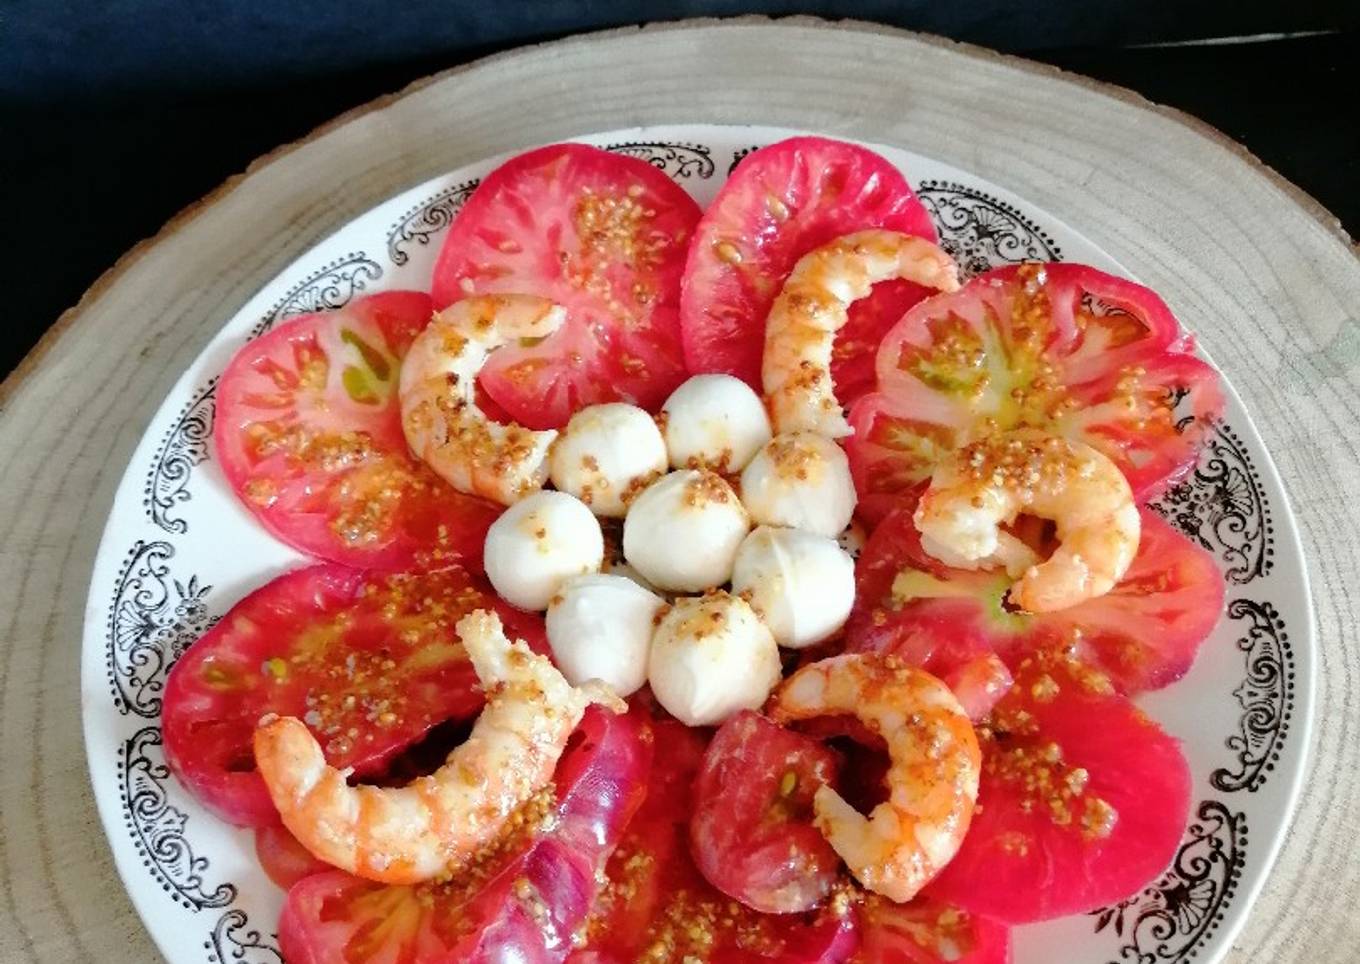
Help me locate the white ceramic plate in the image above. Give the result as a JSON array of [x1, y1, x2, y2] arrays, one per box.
[[82, 124, 1314, 963]]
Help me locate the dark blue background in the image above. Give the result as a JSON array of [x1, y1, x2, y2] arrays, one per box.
[[3, 3, 1357, 378]]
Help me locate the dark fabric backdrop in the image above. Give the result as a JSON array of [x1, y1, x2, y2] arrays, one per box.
[[3, 2, 1357, 378]]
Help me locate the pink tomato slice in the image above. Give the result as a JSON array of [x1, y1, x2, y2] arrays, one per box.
[[846, 505, 1224, 694], [680, 136, 938, 405], [846, 263, 1224, 518], [214, 290, 500, 571], [690, 711, 843, 913], [430, 143, 702, 429], [923, 647, 1193, 923], [854, 895, 1011, 964], [162, 564, 544, 826], [278, 706, 651, 964]]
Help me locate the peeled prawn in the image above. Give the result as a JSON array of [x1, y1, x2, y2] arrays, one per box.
[[762, 230, 960, 437], [914, 428, 1140, 613], [769, 652, 980, 903], [252, 609, 624, 885], [400, 295, 566, 505]]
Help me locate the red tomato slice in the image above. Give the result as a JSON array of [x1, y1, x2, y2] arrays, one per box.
[[690, 711, 843, 913], [430, 143, 702, 429], [847, 506, 1223, 694], [255, 824, 332, 890], [680, 136, 938, 403], [854, 896, 1010, 964], [214, 290, 500, 571], [278, 706, 651, 964], [576, 720, 858, 964], [162, 564, 545, 826], [846, 263, 1224, 515], [923, 647, 1192, 923]]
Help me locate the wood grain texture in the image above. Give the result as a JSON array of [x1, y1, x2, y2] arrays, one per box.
[[1, 17, 1356, 963]]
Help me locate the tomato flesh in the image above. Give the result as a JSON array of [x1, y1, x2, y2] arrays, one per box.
[[680, 136, 937, 402], [691, 711, 843, 913], [847, 263, 1224, 518], [277, 706, 650, 964], [256, 824, 332, 891], [847, 506, 1223, 694], [430, 143, 702, 429], [214, 290, 500, 571], [923, 647, 1192, 923], [576, 720, 858, 963], [162, 564, 545, 826], [854, 896, 1010, 964]]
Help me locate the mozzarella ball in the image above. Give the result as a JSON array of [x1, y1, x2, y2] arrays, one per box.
[[739, 432, 856, 538], [549, 403, 667, 517], [623, 470, 750, 592], [732, 526, 855, 649], [483, 491, 603, 610], [661, 374, 773, 472], [546, 574, 664, 696], [647, 592, 781, 726]]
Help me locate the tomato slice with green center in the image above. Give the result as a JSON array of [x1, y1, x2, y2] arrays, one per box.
[[846, 263, 1224, 518], [162, 564, 545, 826], [278, 706, 650, 964], [575, 720, 859, 964], [922, 648, 1192, 923], [679, 137, 938, 404], [690, 711, 843, 913], [846, 505, 1224, 694], [430, 143, 703, 430], [214, 290, 500, 570], [853, 896, 1010, 964]]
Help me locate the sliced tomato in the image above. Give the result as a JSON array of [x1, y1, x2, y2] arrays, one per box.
[[691, 711, 843, 913], [278, 706, 650, 964], [847, 506, 1223, 694], [923, 647, 1192, 923], [162, 564, 545, 826], [430, 143, 702, 429], [680, 137, 938, 403], [255, 824, 332, 890], [854, 896, 1010, 964], [846, 263, 1224, 515], [214, 290, 500, 571], [576, 720, 858, 963]]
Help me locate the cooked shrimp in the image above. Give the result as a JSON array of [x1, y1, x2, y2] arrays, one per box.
[[400, 295, 566, 505], [762, 230, 959, 437], [914, 428, 1140, 613], [252, 609, 624, 885], [769, 652, 980, 902]]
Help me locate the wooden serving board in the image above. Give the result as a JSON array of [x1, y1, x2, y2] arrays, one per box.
[[1, 17, 1357, 963]]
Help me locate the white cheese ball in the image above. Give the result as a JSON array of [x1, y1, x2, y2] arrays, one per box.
[[622, 470, 750, 592], [549, 403, 667, 517], [546, 574, 664, 697], [739, 432, 856, 538], [662, 374, 773, 472], [647, 592, 781, 726], [732, 526, 856, 649], [483, 491, 604, 610]]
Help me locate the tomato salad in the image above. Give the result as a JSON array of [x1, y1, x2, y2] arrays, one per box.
[[164, 138, 1228, 963]]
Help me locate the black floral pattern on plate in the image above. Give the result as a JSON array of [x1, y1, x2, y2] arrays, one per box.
[[606, 141, 715, 179], [107, 540, 213, 718], [1090, 800, 1247, 963], [1148, 422, 1274, 584], [250, 252, 383, 337], [727, 144, 762, 175], [206, 909, 282, 964], [386, 179, 479, 266], [1212, 600, 1294, 794], [120, 725, 235, 912], [917, 180, 1063, 277], [144, 378, 217, 534]]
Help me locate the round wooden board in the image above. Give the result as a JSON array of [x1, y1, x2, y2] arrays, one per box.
[[1, 17, 1357, 963]]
